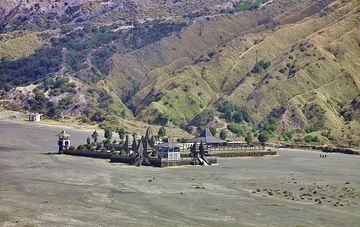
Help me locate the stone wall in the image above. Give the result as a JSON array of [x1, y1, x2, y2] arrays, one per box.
[[271, 144, 360, 155], [214, 151, 277, 158], [63, 150, 112, 159]]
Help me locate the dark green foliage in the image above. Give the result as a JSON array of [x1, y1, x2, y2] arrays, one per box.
[[44, 76, 76, 95], [101, 147, 108, 152], [342, 112, 353, 122], [158, 127, 167, 138], [305, 125, 315, 133], [51, 28, 120, 78], [262, 118, 277, 133], [233, 109, 251, 123], [104, 128, 112, 142], [218, 101, 251, 123], [177, 138, 188, 143], [304, 135, 320, 143], [91, 130, 99, 143], [65, 5, 81, 16], [282, 130, 295, 141], [68, 146, 76, 151], [63, 32, 119, 71], [91, 111, 106, 122], [97, 89, 112, 104], [208, 51, 215, 58], [258, 131, 270, 144], [0, 20, 187, 89], [124, 21, 187, 49], [233, 2, 260, 13], [153, 112, 170, 126], [77, 144, 87, 151], [47, 102, 58, 117], [245, 132, 253, 145], [0, 47, 62, 89], [117, 127, 126, 140], [251, 60, 271, 74], [28, 91, 48, 111], [120, 149, 127, 156], [220, 130, 227, 140], [91, 45, 117, 75], [227, 123, 246, 137], [321, 129, 332, 139]]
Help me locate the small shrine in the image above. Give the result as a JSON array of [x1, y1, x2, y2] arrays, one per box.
[[57, 130, 71, 154]]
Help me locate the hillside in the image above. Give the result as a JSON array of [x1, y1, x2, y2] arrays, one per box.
[[0, 0, 359, 148]]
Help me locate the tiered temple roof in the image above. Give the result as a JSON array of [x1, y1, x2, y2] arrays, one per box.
[[187, 128, 226, 145]]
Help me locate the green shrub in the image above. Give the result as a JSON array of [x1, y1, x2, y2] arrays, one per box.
[[104, 127, 112, 141], [321, 130, 331, 138], [245, 132, 253, 145], [258, 131, 270, 144], [304, 135, 320, 143], [282, 130, 295, 141], [120, 150, 127, 156], [77, 145, 87, 151], [68, 146, 76, 151], [305, 126, 315, 133], [100, 147, 108, 153], [218, 100, 251, 123], [158, 127, 167, 138], [220, 130, 227, 140], [263, 118, 277, 133], [227, 123, 246, 137]]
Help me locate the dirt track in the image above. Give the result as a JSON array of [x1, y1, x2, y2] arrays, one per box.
[[0, 121, 359, 226]]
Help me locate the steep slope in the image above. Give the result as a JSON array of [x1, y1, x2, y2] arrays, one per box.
[[225, 0, 360, 146], [118, 0, 332, 123], [0, 0, 359, 147]]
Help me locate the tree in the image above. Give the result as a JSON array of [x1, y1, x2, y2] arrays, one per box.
[[245, 132, 253, 145], [220, 130, 227, 140], [91, 130, 99, 143], [158, 127, 166, 138], [86, 137, 91, 145], [258, 131, 270, 145], [131, 134, 137, 151], [124, 135, 130, 149], [104, 127, 112, 142], [150, 136, 156, 148], [117, 127, 126, 140], [263, 118, 277, 132]]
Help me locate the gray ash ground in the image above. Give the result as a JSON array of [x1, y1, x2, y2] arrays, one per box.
[[252, 180, 360, 207], [0, 120, 360, 227]]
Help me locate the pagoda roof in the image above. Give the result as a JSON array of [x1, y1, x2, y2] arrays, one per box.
[[56, 130, 71, 138], [187, 128, 226, 144]]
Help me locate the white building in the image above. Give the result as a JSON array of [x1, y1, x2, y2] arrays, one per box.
[[155, 142, 181, 160], [28, 113, 43, 122]]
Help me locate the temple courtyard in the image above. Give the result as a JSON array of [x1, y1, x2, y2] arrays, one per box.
[[0, 120, 359, 226]]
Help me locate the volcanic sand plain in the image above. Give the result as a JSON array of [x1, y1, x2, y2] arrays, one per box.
[[0, 120, 359, 226]]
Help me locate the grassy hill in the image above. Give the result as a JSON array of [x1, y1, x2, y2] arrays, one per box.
[[0, 0, 359, 147]]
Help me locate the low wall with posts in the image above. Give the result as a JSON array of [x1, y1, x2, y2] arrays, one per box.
[[110, 155, 135, 164], [63, 150, 112, 159], [150, 157, 218, 168], [214, 150, 277, 158], [110, 156, 218, 167], [271, 143, 360, 155], [209, 145, 264, 151]]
